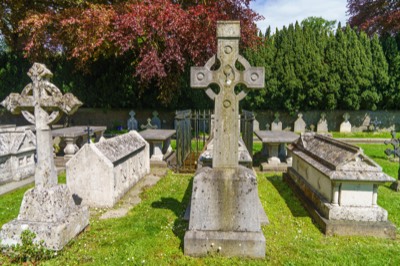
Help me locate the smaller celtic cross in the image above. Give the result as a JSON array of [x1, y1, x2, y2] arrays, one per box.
[[85, 125, 93, 144], [343, 112, 350, 122], [274, 112, 280, 123], [1, 63, 82, 188], [384, 130, 400, 181]]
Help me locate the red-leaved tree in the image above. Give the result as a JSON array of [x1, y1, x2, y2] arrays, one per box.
[[19, 0, 261, 103], [347, 0, 400, 36]]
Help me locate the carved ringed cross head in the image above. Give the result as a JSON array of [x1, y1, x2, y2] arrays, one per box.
[[190, 21, 265, 102]]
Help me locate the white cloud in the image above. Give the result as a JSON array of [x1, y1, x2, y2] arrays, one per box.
[[250, 0, 349, 33]]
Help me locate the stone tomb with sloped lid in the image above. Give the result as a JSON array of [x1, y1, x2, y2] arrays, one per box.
[[284, 133, 396, 238]]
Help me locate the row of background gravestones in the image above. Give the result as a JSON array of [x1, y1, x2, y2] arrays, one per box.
[[1, 108, 399, 132]]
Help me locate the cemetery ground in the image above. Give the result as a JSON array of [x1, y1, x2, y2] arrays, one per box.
[[0, 142, 399, 265]]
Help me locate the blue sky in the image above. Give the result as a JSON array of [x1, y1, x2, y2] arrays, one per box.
[[250, 0, 349, 33]]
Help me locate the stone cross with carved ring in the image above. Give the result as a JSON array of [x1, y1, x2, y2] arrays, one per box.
[[1, 63, 82, 188], [191, 21, 264, 168]]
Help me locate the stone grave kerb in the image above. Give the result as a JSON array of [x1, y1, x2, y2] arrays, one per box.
[[1, 63, 82, 188], [191, 21, 264, 168]]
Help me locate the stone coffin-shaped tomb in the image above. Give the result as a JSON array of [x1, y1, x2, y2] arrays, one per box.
[[0, 126, 36, 185], [284, 133, 396, 238], [66, 131, 150, 208]]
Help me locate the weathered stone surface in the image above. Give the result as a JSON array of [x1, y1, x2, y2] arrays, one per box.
[[255, 130, 299, 165], [283, 172, 396, 239], [294, 113, 306, 133], [0, 63, 87, 250], [0, 127, 35, 185], [127, 110, 138, 131], [67, 131, 150, 208], [151, 111, 161, 129], [139, 129, 175, 162], [184, 231, 265, 258], [285, 133, 396, 237], [197, 138, 252, 169], [317, 113, 328, 133], [186, 21, 266, 258], [188, 167, 262, 231], [185, 166, 265, 257], [0, 185, 89, 250], [253, 119, 260, 132], [340, 113, 351, 133]]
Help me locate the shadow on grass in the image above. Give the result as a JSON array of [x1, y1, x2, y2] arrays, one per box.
[[267, 175, 309, 218], [151, 177, 193, 251], [253, 151, 268, 167]]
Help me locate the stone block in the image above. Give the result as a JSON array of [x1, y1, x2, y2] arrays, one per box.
[[185, 166, 266, 258], [0, 185, 89, 250], [340, 121, 352, 133], [285, 133, 396, 237], [66, 131, 150, 208]]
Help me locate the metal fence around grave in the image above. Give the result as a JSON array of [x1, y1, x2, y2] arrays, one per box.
[[174, 109, 254, 173], [175, 110, 211, 172], [241, 110, 254, 158]]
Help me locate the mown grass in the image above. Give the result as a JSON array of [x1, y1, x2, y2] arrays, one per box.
[[0, 147, 399, 265], [332, 131, 398, 139]]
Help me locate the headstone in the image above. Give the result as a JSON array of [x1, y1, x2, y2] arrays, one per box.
[[67, 131, 150, 207], [141, 118, 157, 130], [253, 118, 260, 132], [340, 112, 352, 133], [185, 21, 266, 258], [294, 113, 306, 133], [285, 133, 396, 238], [317, 112, 328, 133], [127, 110, 138, 131], [151, 111, 161, 129], [0, 63, 89, 250], [271, 112, 282, 131]]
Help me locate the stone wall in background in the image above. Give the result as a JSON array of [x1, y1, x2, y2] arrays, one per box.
[[1, 108, 399, 132]]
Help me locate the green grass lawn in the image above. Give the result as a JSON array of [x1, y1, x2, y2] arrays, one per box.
[[332, 131, 398, 139], [0, 146, 399, 265]]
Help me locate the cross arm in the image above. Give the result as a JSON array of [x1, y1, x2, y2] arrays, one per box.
[[238, 55, 264, 89], [190, 56, 216, 89]]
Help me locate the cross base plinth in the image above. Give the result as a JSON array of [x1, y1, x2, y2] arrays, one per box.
[[184, 230, 265, 258], [0, 185, 89, 250], [184, 166, 266, 258]]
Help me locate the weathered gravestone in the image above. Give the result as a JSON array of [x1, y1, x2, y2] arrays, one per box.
[[66, 131, 150, 207], [127, 110, 138, 131], [141, 118, 157, 130], [294, 113, 306, 133], [317, 112, 328, 133], [271, 112, 282, 131], [185, 21, 266, 258], [0, 126, 36, 187], [151, 111, 161, 129], [285, 133, 396, 238], [0, 63, 89, 250], [340, 112, 352, 133]]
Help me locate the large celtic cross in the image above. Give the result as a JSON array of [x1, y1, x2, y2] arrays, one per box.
[[1, 63, 82, 188], [191, 21, 264, 168]]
